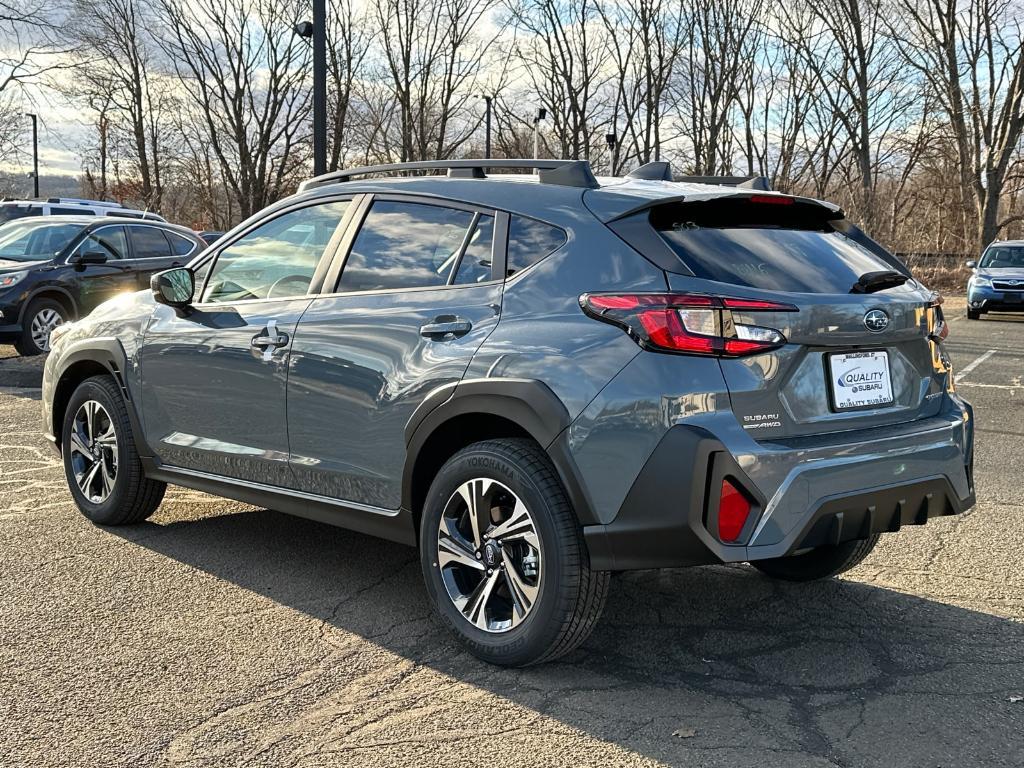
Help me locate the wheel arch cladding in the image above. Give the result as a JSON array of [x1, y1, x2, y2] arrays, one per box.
[[403, 378, 598, 529], [51, 339, 148, 456]]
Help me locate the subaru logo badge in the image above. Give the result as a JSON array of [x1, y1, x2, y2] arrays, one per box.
[[864, 309, 889, 333]]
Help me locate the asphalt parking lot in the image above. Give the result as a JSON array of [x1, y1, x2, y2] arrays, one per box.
[[1, 302, 1022, 768]]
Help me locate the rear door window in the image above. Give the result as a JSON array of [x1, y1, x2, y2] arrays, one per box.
[[652, 198, 897, 293], [452, 214, 494, 285], [337, 201, 475, 292], [506, 215, 566, 276], [128, 226, 173, 259]]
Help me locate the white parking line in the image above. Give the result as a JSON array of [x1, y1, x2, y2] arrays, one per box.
[[956, 349, 996, 384]]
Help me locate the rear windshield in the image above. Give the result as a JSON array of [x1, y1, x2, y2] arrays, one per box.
[[652, 198, 897, 293], [0, 205, 41, 225]]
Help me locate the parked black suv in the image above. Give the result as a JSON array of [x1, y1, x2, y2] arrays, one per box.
[[0, 216, 203, 354]]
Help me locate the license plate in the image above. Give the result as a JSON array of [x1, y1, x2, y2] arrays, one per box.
[[828, 350, 894, 410]]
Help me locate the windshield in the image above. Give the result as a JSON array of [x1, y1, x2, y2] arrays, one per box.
[[980, 245, 1024, 269], [0, 220, 85, 261]]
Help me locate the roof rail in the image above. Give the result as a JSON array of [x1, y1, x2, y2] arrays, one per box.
[[298, 159, 600, 192], [673, 175, 772, 191], [42, 197, 126, 207]]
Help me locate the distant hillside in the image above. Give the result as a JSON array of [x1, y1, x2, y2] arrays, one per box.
[[0, 172, 82, 200]]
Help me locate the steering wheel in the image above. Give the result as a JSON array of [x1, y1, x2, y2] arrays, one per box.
[[267, 274, 311, 298]]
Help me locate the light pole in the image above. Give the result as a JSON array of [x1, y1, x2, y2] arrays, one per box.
[[25, 113, 39, 198], [294, 5, 327, 177], [605, 131, 618, 176], [533, 108, 546, 161], [480, 95, 493, 159]]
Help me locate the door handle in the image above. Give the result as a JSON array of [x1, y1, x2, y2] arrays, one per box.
[[420, 317, 472, 338], [251, 334, 289, 348], [251, 319, 290, 361]]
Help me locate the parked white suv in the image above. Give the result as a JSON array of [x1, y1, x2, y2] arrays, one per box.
[[0, 198, 165, 224]]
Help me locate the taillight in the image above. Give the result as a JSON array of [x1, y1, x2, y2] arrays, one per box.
[[718, 479, 751, 543], [581, 292, 796, 357], [928, 293, 949, 341]]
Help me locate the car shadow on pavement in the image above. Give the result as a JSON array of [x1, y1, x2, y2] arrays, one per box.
[[110, 507, 1024, 767]]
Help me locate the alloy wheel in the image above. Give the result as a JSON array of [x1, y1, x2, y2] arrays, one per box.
[[31, 308, 64, 352], [436, 478, 542, 633], [69, 400, 118, 503]]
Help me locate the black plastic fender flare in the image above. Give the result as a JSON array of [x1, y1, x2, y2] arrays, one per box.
[[402, 377, 600, 526]]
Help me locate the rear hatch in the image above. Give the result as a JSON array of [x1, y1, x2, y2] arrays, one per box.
[[650, 196, 949, 440]]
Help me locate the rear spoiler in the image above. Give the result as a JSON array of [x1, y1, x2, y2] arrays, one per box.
[[625, 162, 770, 190]]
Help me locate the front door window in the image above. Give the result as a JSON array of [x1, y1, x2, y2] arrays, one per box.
[[203, 201, 350, 302]]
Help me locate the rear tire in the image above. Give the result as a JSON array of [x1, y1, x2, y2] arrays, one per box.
[[750, 535, 880, 582], [15, 298, 68, 355], [419, 438, 609, 667], [61, 375, 166, 525], [967, 309, 981, 320]]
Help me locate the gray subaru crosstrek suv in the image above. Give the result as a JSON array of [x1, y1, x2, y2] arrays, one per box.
[[42, 159, 975, 666]]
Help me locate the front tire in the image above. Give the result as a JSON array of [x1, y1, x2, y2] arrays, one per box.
[[16, 298, 67, 355], [61, 375, 166, 525], [750, 534, 880, 582], [967, 308, 981, 320], [419, 438, 609, 667]]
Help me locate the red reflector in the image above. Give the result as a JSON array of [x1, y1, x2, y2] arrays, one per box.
[[718, 479, 751, 543], [748, 194, 794, 205], [723, 338, 769, 355]]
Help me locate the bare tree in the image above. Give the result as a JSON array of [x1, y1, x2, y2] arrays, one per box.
[[65, 0, 172, 210], [326, 0, 369, 170], [893, 0, 1024, 248], [671, 0, 763, 175], [0, 0, 77, 167], [597, 0, 686, 172], [158, 0, 312, 219], [505, 0, 611, 160], [370, 0, 498, 162]]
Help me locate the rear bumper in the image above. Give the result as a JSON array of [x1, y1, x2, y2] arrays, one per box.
[[583, 399, 975, 570]]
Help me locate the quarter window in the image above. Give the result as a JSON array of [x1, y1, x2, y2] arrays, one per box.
[[128, 226, 172, 259], [337, 201, 476, 293], [203, 200, 350, 303], [166, 231, 197, 256], [506, 215, 566, 276]]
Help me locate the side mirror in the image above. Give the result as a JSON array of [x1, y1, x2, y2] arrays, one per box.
[[151, 267, 195, 308], [70, 250, 109, 269], [966, 260, 978, 269]]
